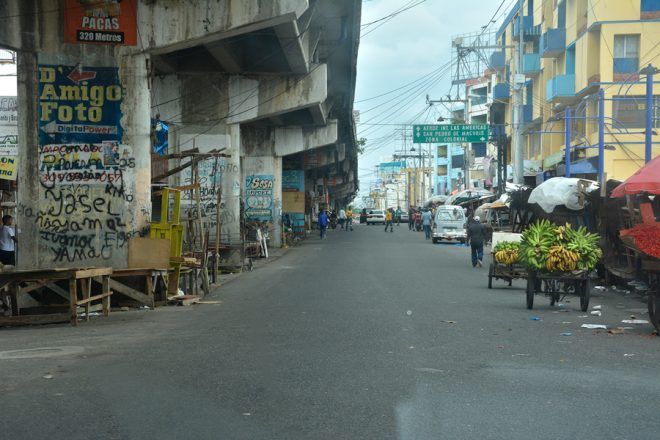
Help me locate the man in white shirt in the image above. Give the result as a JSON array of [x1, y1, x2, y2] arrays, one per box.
[[0, 215, 17, 266], [338, 208, 347, 229]]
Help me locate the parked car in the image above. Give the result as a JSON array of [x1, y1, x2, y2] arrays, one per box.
[[366, 210, 386, 225], [432, 205, 466, 243]]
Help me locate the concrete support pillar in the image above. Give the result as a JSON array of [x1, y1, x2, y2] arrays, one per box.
[[16, 50, 40, 267], [223, 124, 243, 262]]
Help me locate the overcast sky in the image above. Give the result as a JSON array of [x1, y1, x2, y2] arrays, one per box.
[[355, 0, 513, 196]]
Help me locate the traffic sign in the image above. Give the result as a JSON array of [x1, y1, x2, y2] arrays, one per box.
[[413, 124, 489, 143]]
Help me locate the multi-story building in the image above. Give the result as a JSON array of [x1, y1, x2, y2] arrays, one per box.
[[491, 0, 660, 184]]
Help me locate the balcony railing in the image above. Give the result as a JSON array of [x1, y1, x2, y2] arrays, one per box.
[[493, 83, 510, 101], [613, 57, 639, 74], [490, 51, 506, 70], [522, 53, 540, 75], [540, 28, 566, 58], [546, 74, 575, 101], [513, 15, 539, 40], [521, 104, 533, 124]]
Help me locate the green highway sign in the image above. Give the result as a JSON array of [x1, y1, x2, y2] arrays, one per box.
[[413, 124, 489, 143]]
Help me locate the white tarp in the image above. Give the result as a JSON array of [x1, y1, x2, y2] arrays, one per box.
[[528, 177, 599, 213]]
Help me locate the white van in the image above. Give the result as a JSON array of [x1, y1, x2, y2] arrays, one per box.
[[432, 205, 467, 244]]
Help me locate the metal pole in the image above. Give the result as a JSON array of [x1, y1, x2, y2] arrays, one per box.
[[644, 64, 654, 163], [598, 88, 605, 185], [512, 0, 525, 184], [565, 107, 571, 177]]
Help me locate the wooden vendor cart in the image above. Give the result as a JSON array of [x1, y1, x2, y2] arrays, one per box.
[[526, 270, 590, 311], [487, 232, 526, 289], [0, 267, 113, 326]]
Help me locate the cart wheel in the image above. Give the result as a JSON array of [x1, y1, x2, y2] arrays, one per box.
[[580, 279, 590, 312], [550, 292, 560, 306], [487, 264, 494, 289], [648, 289, 660, 333], [526, 276, 534, 310]]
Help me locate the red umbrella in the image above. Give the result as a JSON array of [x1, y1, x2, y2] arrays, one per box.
[[611, 155, 660, 198]]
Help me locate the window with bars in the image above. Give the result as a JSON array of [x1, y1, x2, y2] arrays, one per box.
[[612, 95, 660, 129], [613, 35, 640, 74]]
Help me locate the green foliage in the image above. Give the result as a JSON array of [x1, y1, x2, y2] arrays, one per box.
[[519, 220, 602, 272]]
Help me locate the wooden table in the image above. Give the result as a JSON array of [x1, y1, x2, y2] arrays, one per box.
[[108, 268, 169, 308], [0, 268, 113, 326]]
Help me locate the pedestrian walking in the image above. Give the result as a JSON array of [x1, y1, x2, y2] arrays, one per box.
[[345, 207, 354, 231], [318, 209, 329, 240], [338, 208, 346, 229], [0, 215, 17, 266], [384, 209, 394, 232], [395, 206, 401, 226], [408, 206, 415, 231], [467, 216, 487, 267], [421, 209, 433, 240]]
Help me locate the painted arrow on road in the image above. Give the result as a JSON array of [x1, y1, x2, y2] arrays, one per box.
[[40, 120, 118, 135], [67, 64, 97, 84]]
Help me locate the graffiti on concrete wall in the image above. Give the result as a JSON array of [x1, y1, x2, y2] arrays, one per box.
[[245, 174, 274, 222], [182, 157, 223, 230], [36, 63, 138, 264]]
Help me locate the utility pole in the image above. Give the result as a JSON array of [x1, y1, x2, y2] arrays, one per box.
[[598, 88, 605, 185], [512, 0, 524, 184], [565, 107, 571, 177], [641, 64, 658, 163]]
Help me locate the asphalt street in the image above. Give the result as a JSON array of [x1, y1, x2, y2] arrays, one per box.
[[1, 222, 659, 439]]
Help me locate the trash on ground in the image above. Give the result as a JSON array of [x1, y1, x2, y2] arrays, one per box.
[[440, 320, 456, 324], [42, 373, 54, 380], [406, 310, 412, 316], [594, 285, 606, 291], [621, 319, 650, 324], [581, 324, 607, 329], [561, 332, 572, 336], [607, 328, 626, 335], [512, 353, 530, 357], [529, 316, 542, 321], [578, 315, 588, 318], [623, 354, 635, 357], [590, 310, 602, 316], [592, 305, 602, 310]]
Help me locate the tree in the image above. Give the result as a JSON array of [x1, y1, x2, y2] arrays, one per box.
[[357, 137, 367, 155]]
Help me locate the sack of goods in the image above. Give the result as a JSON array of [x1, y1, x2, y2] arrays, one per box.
[[519, 220, 602, 273], [493, 241, 520, 265]]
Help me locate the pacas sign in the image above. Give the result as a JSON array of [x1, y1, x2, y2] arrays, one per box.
[[38, 64, 123, 145], [64, 0, 137, 45]]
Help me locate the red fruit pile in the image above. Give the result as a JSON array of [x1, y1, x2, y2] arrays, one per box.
[[621, 223, 660, 259]]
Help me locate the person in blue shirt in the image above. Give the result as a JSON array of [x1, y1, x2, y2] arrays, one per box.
[[421, 209, 433, 240], [318, 209, 329, 240]]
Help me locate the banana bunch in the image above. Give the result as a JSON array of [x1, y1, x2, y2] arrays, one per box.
[[494, 241, 520, 265], [520, 221, 603, 272], [544, 245, 579, 272], [563, 225, 602, 270], [519, 219, 556, 270]]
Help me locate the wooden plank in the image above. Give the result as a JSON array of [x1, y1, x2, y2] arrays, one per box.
[[74, 268, 113, 279], [107, 278, 153, 307], [75, 291, 112, 306], [0, 313, 70, 326], [18, 280, 48, 295], [112, 268, 169, 277], [45, 283, 71, 301], [69, 278, 77, 326], [128, 238, 171, 269], [101, 276, 110, 317]]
